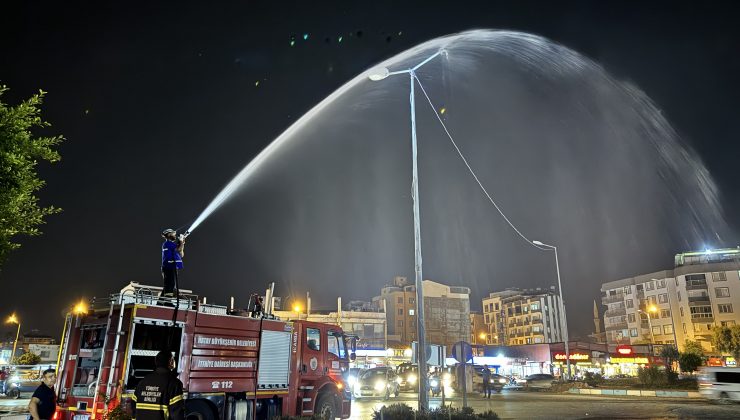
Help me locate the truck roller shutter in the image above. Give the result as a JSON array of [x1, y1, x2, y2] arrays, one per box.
[[258, 329, 291, 388]]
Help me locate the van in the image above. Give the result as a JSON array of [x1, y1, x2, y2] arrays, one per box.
[[698, 367, 740, 402]]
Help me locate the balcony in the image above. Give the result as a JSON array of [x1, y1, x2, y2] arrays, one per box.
[[688, 296, 711, 305], [686, 280, 708, 291], [690, 315, 714, 323], [606, 321, 628, 331], [531, 318, 543, 325], [602, 293, 625, 305], [605, 307, 627, 318]]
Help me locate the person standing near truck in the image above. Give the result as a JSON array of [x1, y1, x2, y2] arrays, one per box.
[[132, 350, 184, 420], [28, 369, 56, 420]]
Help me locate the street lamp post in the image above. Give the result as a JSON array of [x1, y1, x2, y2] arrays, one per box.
[[5, 314, 21, 364], [368, 50, 442, 411], [532, 240, 571, 380]]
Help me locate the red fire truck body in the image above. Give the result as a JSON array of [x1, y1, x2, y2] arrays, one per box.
[[54, 283, 354, 419]]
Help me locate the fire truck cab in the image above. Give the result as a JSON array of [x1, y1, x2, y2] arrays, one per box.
[[54, 282, 355, 419]]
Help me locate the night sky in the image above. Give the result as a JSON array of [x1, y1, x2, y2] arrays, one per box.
[[1, 1, 739, 340]]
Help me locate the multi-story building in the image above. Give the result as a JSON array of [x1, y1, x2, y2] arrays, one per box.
[[373, 276, 471, 351], [601, 247, 740, 352], [470, 312, 486, 345], [482, 288, 565, 346]]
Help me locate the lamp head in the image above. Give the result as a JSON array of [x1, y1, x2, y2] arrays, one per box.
[[532, 240, 544, 246], [368, 67, 390, 81]]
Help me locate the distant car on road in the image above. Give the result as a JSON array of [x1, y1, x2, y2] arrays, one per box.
[[521, 373, 556, 390], [354, 367, 400, 400], [698, 367, 740, 402], [396, 363, 420, 392]]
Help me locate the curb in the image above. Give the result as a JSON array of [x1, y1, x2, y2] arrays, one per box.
[[568, 388, 701, 398]]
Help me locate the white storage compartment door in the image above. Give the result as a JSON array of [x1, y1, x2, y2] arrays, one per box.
[[257, 329, 291, 389]]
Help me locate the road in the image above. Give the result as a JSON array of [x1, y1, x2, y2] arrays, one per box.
[[3, 392, 740, 419], [350, 391, 740, 419]]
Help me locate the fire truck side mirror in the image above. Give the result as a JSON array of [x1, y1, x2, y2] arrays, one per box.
[[349, 353, 356, 362]]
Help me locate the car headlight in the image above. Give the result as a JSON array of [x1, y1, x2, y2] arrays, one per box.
[[430, 379, 439, 387], [443, 378, 451, 387], [408, 374, 417, 384], [374, 381, 386, 391], [396, 377, 403, 384], [499, 378, 507, 384], [347, 376, 356, 387]]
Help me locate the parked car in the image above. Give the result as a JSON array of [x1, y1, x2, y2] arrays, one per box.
[[470, 366, 508, 393], [698, 367, 740, 402], [354, 367, 400, 399]]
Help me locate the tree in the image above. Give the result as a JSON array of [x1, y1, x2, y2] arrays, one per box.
[[11, 351, 42, 365], [678, 352, 703, 374], [683, 340, 705, 356], [712, 324, 740, 361], [0, 86, 63, 267], [660, 345, 680, 383]]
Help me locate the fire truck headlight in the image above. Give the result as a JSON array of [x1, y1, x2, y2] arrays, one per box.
[[408, 374, 417, 384], [347, 376, 357, 387], [374, 381, 386, 391]]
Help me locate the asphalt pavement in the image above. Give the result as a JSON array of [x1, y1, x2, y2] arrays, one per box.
[[350, 391, 740, 419]]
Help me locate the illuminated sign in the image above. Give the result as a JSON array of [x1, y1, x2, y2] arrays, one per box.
[[616, 345, 633, 355], [707, 357, 723, 367], [609, 357, 649, 364], [553, 352, 590, 361], [726, 357, 737, 367]]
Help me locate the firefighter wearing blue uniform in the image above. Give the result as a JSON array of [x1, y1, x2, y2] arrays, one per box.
[[131, 351, 184, 420], [161, 229, 185, 297]]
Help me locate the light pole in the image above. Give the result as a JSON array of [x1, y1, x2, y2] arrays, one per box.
[[368, 50, 442, 411], [5, 314, 21, 364], [532, 240, 571, 380]]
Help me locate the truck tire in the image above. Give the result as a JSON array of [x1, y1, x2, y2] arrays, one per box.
[[314, 394, 336, 420], [185, 400, 216, 420], [8, 388, 20, 399]]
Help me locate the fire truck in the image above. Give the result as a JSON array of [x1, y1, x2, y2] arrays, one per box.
[[54, 282, 356, 419]]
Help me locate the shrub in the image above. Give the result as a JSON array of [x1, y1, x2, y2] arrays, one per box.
[[371, 403, 499, 420], [637, 366, 666, 387], [583, 372, 604, 387], [678, 352, 703, 374]]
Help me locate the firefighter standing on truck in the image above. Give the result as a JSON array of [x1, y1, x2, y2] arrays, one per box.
[[161, 229, 185, 297], [131, 351, 184, 420]]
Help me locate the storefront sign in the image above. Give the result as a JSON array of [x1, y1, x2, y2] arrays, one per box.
[[616, 345, 633, 355], [726, 357, 736, 367], [609, 357, 649, 364], [707, 357, 724, 367], [553, 352, 590, 361]]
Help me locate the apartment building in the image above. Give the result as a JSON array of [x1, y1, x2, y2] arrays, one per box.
[[601, 248, 740, 352], [373, 276, 471, 350], [481, 287, 565, 346]]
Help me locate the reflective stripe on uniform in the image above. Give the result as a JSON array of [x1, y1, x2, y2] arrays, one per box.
[[169, 395, 183, 405], [136, 403, 167, 410], [131, 395, 137, 402]]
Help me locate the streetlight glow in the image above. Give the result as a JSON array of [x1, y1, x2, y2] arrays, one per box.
[[6, 313, 18, 324], [479, 332, 486, 340], [648, 305, 658, 313], [293, 304, 302, 313]]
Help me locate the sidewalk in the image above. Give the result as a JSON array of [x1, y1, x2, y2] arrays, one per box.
[[569, 387, 702, 398]]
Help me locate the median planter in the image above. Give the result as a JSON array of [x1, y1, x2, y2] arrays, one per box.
[[371, 403, 500, 419]]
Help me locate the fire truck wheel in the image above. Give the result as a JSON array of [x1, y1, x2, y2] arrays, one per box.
[[314, 394, 337, 420], [185, 400, 216, 420]]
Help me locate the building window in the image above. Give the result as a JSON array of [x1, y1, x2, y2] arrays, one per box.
[[495, 303, 499, 311], [680, 307, 684, 317], [626, 299, 634, 309], [721, 320, 736, 326], [531, 303, 540, 311], [485, 314, 490, 323], [624, 286, 632, 295], [718, 304, 733, 313], [630, 328, 638, 337], [658, 294, 668, 304], [628, 313, 636, 323], [661, 309, 670, 318], [534, 337, 543, 343], [712, 272, 727, 282], [648, 296, 658, 305], [690, 306, 713, 319], [677, 291, 681, 302], [398, 308, 403, 315], [397, 297, 403, 304], [682, 323, 687, 334], [656, 279, 666, 288], [408, 309, 415, 316], [409, 297, 415, 304], [663, 325, 673, 335], [398, 320, 403, 327], [652, 326, 661, 336], [645, 282, 655, 291], [716, 287, 730, 298]]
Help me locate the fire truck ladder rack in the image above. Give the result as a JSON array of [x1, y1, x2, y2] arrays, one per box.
[[88, 282, 197, 417]]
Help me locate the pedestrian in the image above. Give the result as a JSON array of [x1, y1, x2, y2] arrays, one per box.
[[161, 229, 185, 298], [0, 367, 7, 395], [28, 368, 56, 420], [131, 350, 184, 420], [482, 365, 492, 398]]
